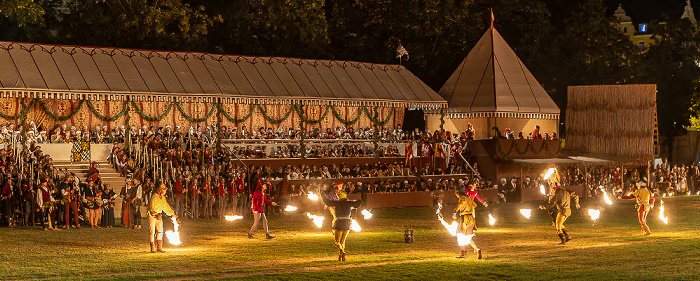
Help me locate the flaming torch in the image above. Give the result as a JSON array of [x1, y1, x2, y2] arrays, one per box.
[[659, 200, 669, 224], [307, 192, 319, 201], [164, 218, 182, 245], [519, 209, 532, 219], [588, 209, 601, 221], [600, 187, 613, 205], [539, 185, 547, 196], [361, 209, 373, 220], [543, 168, 556, 181], [436, 203, 458, 236], [488, 214, 496, 226], [284, 205, 298, 212], [225, 215, 243, 221], [307, 212, 325, 228]]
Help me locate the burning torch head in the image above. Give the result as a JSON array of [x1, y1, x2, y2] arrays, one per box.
[[543, 168, 560, 186]]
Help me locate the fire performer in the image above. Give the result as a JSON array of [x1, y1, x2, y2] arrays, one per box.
[[543, 183, 579, 245], [452, 189, 483, 259], [619, 182, 654, 235], [147, 183, 177, 253], [321, 190, 362, 261], [247, 183, 277, 239]]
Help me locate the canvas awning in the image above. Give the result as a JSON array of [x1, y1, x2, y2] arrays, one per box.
[[0, 42, 446, 108]]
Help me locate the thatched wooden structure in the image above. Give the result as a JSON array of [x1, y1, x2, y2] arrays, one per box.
[[565, 85, 656, 162]]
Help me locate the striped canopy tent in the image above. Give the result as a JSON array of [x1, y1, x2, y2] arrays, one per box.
[[426, 26, 560, 139], [0, 41, 446, 132]]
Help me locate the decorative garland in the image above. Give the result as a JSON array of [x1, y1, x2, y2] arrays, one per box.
[[495, 138, 561, 159], [175, 102, 216, 122], [293, 105, 330, 124], [217, 103, 254, 123], [86, 100, 128, 121], [362, 107, 394, 125], [330, 105, 363, 125], [0, 98, 401, 127], [37, 99, 84, 121], [258, 104, 293, 124], [130, 101, 174, 121], [0, 98, 35, 120]]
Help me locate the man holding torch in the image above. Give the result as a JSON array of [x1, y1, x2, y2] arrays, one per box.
[[619, 182, 654, 235], [147, 183, 177, 253], [540, 168, 580, 245]]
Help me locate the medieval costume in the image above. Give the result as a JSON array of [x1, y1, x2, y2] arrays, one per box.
[[60, 176, 80, 229], [101, 185, 117, 228], [620, 182, 655, 235], [547, 185, 579, 245], [321, 191, 362, 261], [453, 191, 482, 259], [36, 181, 58, 231], [120, 180, 132, 227], [147, 184, 176, 253]]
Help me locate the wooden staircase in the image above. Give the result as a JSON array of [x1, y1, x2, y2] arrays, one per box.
[[52, 160, 127, 190]]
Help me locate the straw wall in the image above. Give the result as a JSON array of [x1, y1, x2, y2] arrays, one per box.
[[565, 85, 656, 160]]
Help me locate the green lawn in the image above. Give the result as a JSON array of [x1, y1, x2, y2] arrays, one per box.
[[1, 196, 700, 280]]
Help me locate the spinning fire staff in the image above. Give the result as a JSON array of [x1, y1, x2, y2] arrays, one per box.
[[619, 182, 655, 235], [538, 168, 579, 245], [321, 190, 363, 262], [147, 183, 178, 253]]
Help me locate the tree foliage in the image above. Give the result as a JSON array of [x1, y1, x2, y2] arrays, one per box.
[[0, 0, 699, 148]]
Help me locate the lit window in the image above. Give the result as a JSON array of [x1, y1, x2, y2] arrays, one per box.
[[640, 24, 647, 33]]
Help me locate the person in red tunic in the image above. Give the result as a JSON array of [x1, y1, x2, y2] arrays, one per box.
[[248, 183, 277, 239]]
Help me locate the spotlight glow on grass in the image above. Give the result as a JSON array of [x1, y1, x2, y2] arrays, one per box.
[[520, 209, 532, 219]]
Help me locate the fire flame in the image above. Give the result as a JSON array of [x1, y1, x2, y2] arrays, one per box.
[[588, 209, 601, 221], [519, 209, 532, 219], [488, 214, 496, 226], [362, 209, 373, 220], [284, 205, 298, 212], [456, 233, 474, 246], [436, 203, 474, 246], [539, 185, 546, 195], [165, 218, 181, 245], [225, 215, 243, 221], [659, 200, 669, 224], [307, 192, 319, 201], [350, 219, 362, 232], [601, 188, 613, 205], [543, 168, 556, 180], [307, 212, 324, 228]]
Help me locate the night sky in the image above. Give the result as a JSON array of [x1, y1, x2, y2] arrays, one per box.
[[605, 0, 693, 24]]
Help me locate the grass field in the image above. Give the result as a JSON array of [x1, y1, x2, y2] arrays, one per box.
[[1, 195, 700, 280]]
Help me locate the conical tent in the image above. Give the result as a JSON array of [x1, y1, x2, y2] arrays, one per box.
[[438, 26, 559, 118], [426, 26, 559, 139]]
